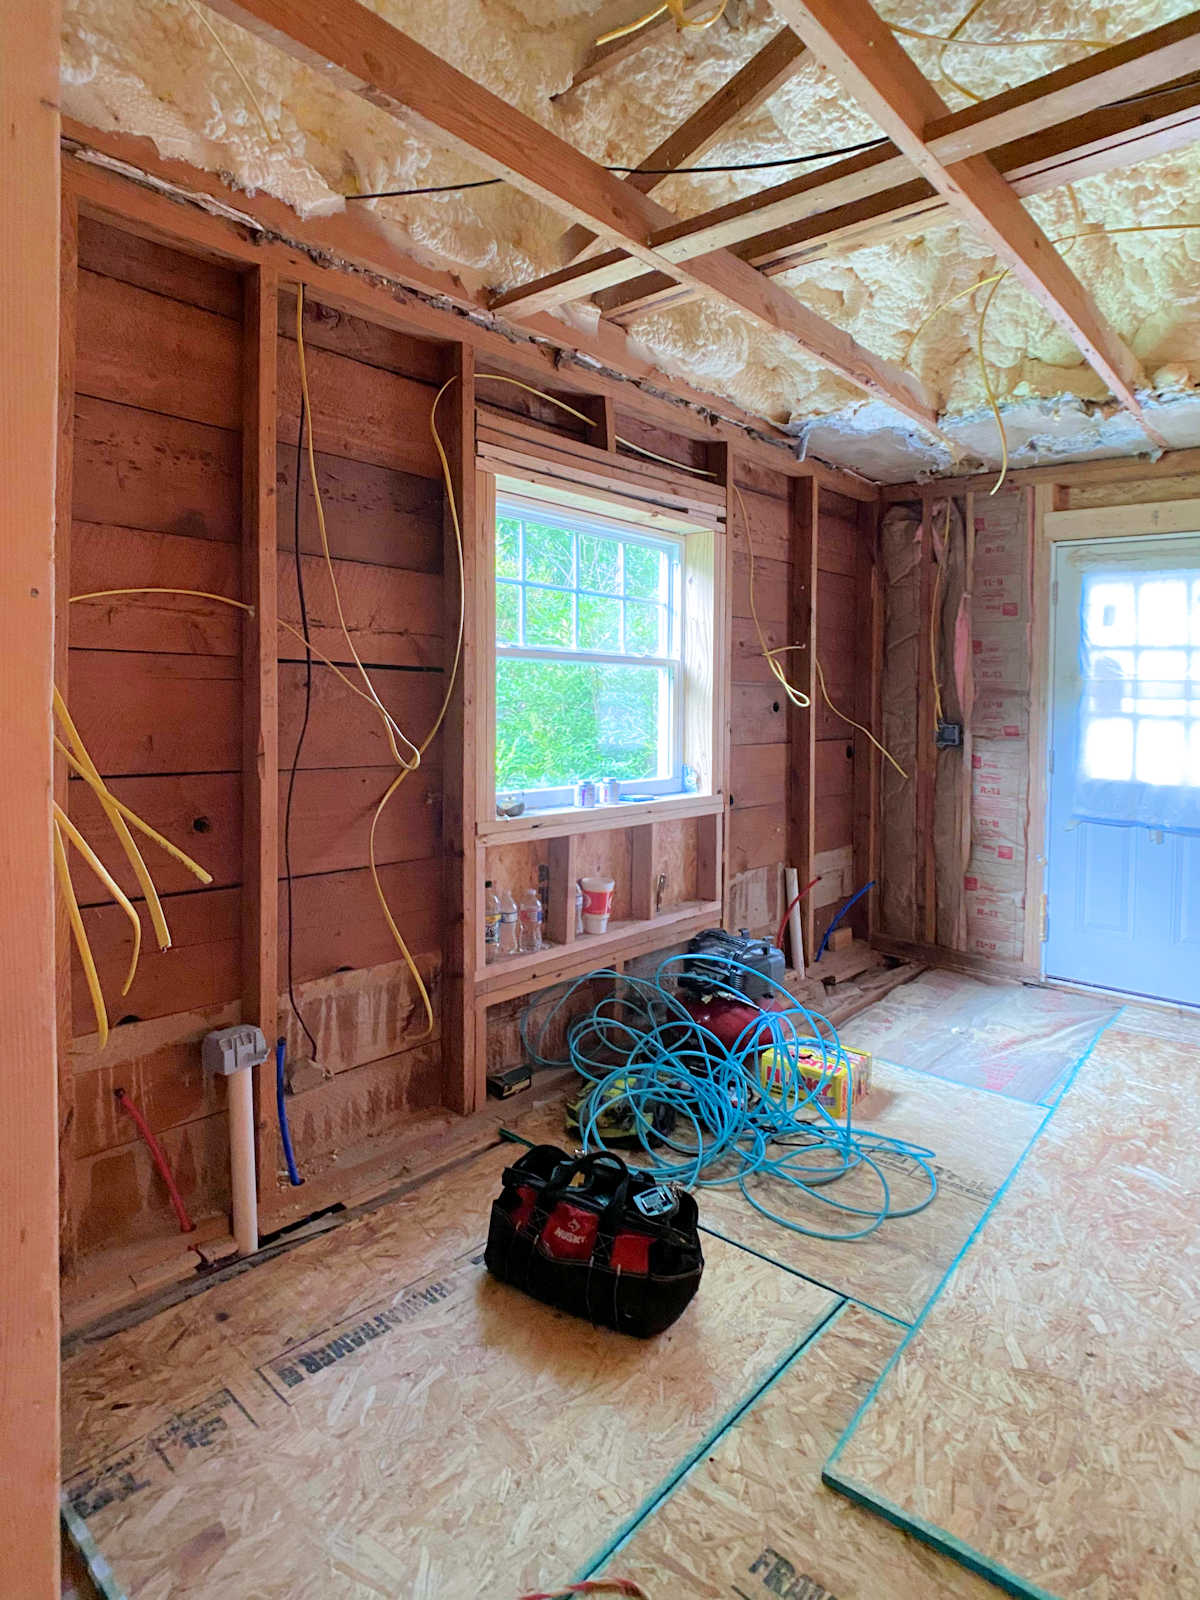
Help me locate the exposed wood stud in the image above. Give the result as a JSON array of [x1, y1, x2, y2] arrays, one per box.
[[241, 265, 281, 1203], [1, 0, 63, 1583], [440, 343, 481, 1115], [788, 477, 819, 962]]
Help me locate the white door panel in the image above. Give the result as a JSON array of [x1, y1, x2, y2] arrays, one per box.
[[1045, 534, 1200, 1005]]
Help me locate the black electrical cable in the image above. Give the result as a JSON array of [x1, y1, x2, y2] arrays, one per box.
[[344, 136, 890, 200], [282, 373, 320, 1063]]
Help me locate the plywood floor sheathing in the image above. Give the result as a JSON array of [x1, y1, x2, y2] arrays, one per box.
[[826, 1008, 1200, 1599]]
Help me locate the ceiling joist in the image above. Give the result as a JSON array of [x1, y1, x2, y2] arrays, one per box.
[[596, 76, 1200, 317], [769, 0, 1175, 444], [204, 0, 943, 435], [500, 16, 1200, 345], [558, 28, 807, 266]]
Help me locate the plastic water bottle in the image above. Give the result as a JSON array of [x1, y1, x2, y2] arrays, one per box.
[[484, 881, 501, 964], [498, 888, 519, 956], [518, 887, 544, 953]]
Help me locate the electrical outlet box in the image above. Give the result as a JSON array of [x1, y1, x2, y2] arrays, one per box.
[[202, 1024, 267, 1077], [936, 720, 963, 750]]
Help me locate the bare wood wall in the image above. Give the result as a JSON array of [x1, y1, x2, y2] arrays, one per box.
[[56, 176, 881, 1273]]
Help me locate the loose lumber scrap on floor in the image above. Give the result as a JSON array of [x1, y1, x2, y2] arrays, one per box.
[[511, 1059, 1042, 1324], [61, 1142, 839, 1599], [594, 1303, 1004, 1599], [825, 1021, 1198, 1599]]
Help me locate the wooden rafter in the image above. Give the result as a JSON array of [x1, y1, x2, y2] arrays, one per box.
[[769, 0, 1175, 442], [504, 16, 1200, 321], [559, 28, 806, 264], [597, 75, 1200, 316], [203, 0, 941, 434]]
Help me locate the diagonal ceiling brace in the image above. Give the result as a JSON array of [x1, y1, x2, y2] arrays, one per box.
[[203, 0, 946, 438], [768, 0, 1173, 448]]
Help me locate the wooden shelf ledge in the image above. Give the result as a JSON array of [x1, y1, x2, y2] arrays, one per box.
[[475, 898, 722, 1005]]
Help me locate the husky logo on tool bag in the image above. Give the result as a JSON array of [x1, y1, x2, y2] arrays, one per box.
[[541, 1201, 598, 1260]]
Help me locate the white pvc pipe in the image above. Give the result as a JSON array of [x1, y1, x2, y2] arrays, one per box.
[[228, 1067, 259, 1256], [785, 866, 806, 978]]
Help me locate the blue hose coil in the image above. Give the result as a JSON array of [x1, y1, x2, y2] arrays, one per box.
[[521, 954, 936, 1242], [275, 1036, 304, 1187]]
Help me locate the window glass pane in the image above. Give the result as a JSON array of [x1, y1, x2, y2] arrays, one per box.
[[1136, 718, 1185, 785], [624, 543, 664, 601], [1138, 578, 1188, 646], [496, 518, 521, 580], [624, 600, 663, 657], [496, 659, 670, 790], [578, 593, 621, 652], [496, 582, 520, 646], [524, 587, 574, 648], [1136, 649, 1189, 716], [1082, 716, 1133, 781], [523, 522, 574, 587], [1085, 580, 1135, 647], [579, 533, 620, 595]]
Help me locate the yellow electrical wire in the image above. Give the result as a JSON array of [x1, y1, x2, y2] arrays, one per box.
[[54, 816, 109, 1049], [935, 0, 990, 104], [929, 501, 951, 729], [815, 659, 909, 781], [54, 803, 143, 997], [476, 372, 719, 477], [886, 20, 1109, 51], [731, 485, 909, 777], [184, 0, 277, 146], [594, 0, 728, 50], [53, 685, 174, 954], [296, 288, 423, 773]]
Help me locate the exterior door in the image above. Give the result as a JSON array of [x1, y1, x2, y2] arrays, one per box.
[[1045, 534, 1200, 1005]]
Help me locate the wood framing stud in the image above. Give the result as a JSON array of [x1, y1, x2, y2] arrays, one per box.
[[1, 0, 63, 1586], [241, 265, 281, 1203]]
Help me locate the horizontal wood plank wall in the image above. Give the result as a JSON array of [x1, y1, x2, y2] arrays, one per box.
[[728, 458, 793, 937], [66, 221, 247, 1254], [812, 488, 877, 952], [271, 287, 449, 1176]]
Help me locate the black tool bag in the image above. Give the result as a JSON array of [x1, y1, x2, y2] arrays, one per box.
[[485, 1145, 703, 1338]]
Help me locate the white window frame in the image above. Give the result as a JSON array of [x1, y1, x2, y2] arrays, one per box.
[[494, 493, 686, 810]]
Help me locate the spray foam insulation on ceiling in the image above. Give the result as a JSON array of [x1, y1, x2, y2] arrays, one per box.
[[62, 0, 1200, 478]]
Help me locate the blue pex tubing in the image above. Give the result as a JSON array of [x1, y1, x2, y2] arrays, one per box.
[[522, 954, 939, 1243]]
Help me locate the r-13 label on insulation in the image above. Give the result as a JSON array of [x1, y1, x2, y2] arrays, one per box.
[[259, 1248, 485, 1402]]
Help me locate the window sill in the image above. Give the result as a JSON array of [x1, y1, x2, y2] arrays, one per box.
[[477, 790, 722, 843]]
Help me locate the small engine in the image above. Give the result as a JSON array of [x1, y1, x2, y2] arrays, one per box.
[[679, 927, 786, 1004]]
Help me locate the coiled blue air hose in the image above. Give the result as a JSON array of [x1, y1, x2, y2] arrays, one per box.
[[521, 953, 936, 1242]]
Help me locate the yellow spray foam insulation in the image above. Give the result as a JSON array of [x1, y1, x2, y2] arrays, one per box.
[[62, 0, 1200, 441]]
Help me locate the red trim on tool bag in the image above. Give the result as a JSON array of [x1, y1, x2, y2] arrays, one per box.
[[541, 1201, 599, 1261], [510, 1184, 538, 1229], [609, 1232, 652, 1274]]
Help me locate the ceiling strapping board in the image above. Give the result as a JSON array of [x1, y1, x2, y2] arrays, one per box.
[[61, 0, 1200, 479]]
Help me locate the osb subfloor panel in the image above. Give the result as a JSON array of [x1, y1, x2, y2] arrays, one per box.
[[827, 1024, 1200, 1600], [61, 1141, 839, 1600], [596, 1303, 1004, 1600], [510, 1060, 1045, 1323]]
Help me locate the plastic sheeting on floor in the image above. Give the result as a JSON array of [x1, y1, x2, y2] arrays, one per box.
[[842, 969, 1117, 1104]]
